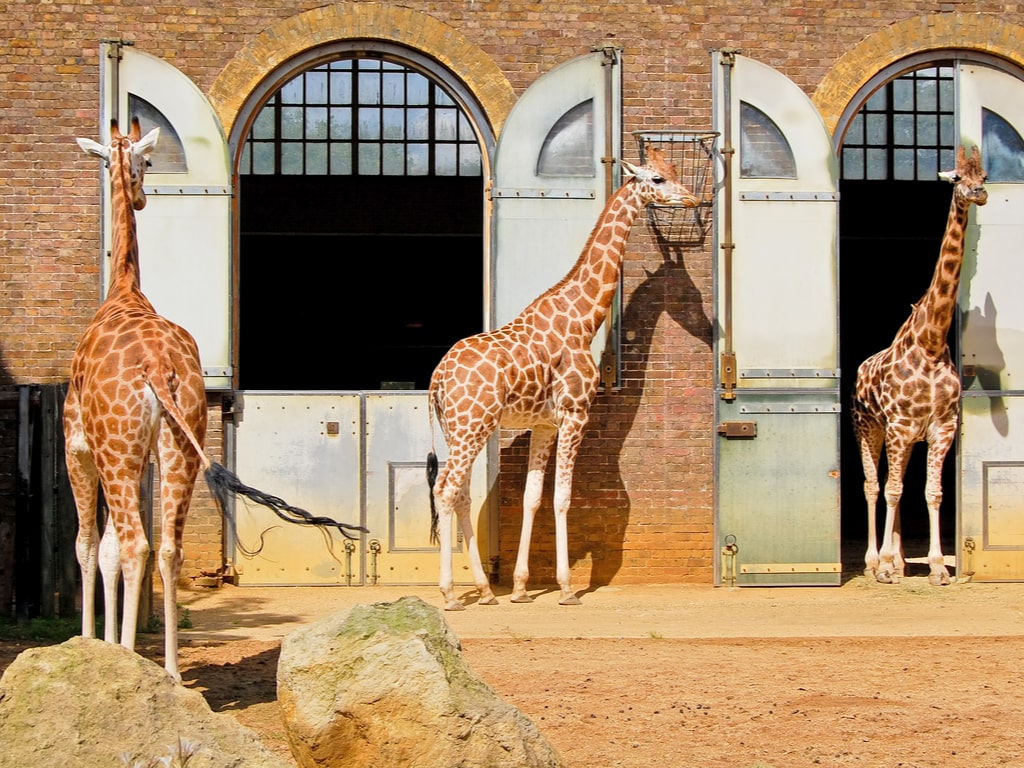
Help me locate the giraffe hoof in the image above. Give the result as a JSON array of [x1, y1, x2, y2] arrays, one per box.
[[558, 594, 582, 606], [444, 601, 466, 612], [478, 595, 499, 606], [929, 572, 951, 586], [510, 593, 534, 604], [876, 571, 894, 584]]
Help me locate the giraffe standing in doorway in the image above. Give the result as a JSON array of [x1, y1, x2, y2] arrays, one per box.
[[68, 119, 364, 680], [426, 148, 700, 610], [852, 145, 987, 586]]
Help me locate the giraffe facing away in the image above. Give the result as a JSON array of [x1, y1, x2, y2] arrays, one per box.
[[851, 145, 987, 586], [426, 148, 700, 611], [68, 119, 364, 681]]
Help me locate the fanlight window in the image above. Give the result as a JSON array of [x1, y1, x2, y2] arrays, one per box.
[[982, 107, 1024, 183], [739, 101, 796, 179], [128, 94, 187, 173], [537, 100, 594, 177]]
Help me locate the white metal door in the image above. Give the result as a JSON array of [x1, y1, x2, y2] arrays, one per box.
[[712, 52, 841, 585], [492, 47, 622, 368], [100, 42, 232, 389], [958, 63, 1024, 580]]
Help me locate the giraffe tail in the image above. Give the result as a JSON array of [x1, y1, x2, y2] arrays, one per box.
[[204, 462, 368, 540], [426, 451, 440, 546]]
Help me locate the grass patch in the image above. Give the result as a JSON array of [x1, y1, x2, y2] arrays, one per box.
[[0, 615, 84, 643]]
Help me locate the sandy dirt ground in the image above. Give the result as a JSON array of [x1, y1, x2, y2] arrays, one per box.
[[4, 575, 1024, 768]]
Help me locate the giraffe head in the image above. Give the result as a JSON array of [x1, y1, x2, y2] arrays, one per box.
[[77, 117, 160, 211], [621, 147, 701, 208], [939, 144, 988, 208]]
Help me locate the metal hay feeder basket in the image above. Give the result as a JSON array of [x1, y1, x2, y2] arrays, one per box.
[[634, 130, 719, 246]]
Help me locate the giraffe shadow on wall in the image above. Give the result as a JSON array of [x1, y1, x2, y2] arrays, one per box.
[[962, 292, 1009, 436], [504, 234, 713, 595]]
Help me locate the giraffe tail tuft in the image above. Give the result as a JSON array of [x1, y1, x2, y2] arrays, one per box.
[[426, 451, 440, 546], [204, 462, 368, 540]]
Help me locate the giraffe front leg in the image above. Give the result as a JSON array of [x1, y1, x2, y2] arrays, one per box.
[[553, 421, 582, 606], [924, 438, 953, 586]]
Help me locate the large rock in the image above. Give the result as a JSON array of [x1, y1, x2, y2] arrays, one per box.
[[0, 637, 290, 768], [278, 595, 563, 768]]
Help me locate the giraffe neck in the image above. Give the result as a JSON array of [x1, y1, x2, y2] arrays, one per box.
[[911, 191, 968, 357], [539, 183, 643, 335], [107, 148, 142, 297]]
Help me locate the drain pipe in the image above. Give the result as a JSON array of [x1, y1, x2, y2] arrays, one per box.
[[718, 49, 738, 402]]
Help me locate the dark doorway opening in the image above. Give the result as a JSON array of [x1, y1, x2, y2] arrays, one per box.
[[239, 175, 481, 390], [839, 178, 959, 567]]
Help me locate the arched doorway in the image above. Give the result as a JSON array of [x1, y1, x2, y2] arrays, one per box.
[[837, 54, 1024, 577], [233, 46, 491, 391]]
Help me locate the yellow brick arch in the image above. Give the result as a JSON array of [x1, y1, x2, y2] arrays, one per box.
[[208, 3, 516, 140], [813, 13, 1024, 136]]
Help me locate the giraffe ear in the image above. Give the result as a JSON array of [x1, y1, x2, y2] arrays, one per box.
[[621, 159, 640, 179], [938, 168, 957, 183], [76, 137, 110, 162], [133, 127, 160, 159]]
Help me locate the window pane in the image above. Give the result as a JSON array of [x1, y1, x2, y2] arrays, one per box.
[[739, 101, 797, 179], [330, 143, 352, 174], [435, 143, 457, 176], [459, 112, 475, 142], [866, 148, 887, 180], [842, 148, 864, 179], [407, 143, 429, 175], [435, 87, 454, 107], [407, 74, 429, 105], [358, 72, 381, 105], [281, 143, 303, 174], [282, 106, 303, 140], [939, 77, 955, 111], [939, 114, 955, 146], [460, 143, 482, 176], [537, 100, 594, 177], [916, 78, 937, 112], [359, 108, 380, 140], [252, 106, 275, 139], [383, 108, 404, 140], [983, 107, 1024, 182], [359, 143, 380, 174], [253, 143, 275, 174], [330, 107, 352, 140], [407, 108, 429, 141], [382, 144, 405, 175], [866, 88, 887, 111], [917, 114, 937, 146], [280, 77, 303, 104], [893, 114, 914, 145], [383, 72, 404, 105], [894, 148, 915, 180], [916, 148, 938, 180], [307, 71, 328, 104], [306, 107, 328, 140], [846, 114, 864, 144], [866, 113, 887, 144], [330, 71, 352, 104], [306, 143, 327, 175], [893, 79, 914, 111], [436, 108, 457, 141]]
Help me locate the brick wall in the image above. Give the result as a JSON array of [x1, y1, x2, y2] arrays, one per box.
[[2, 2, 1022, 597]]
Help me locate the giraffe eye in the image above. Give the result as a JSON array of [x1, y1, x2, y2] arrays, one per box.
[[145, 160, 153, 168], [652, 175, 665, 184]]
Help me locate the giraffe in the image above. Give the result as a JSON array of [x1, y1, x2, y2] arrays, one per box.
[[426, 148, 700, 610], [851, 144, 987, 586], [68, 119, 365, 680]]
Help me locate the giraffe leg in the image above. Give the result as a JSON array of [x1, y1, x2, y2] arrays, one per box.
[[98, 514, 121, 643], [65, 389, 105, 640], [455, 484, 497, 606], [553, 418, 585, 606], [877, 440, 911, 584], [435, 460, 493, 610], [924, 431, 954, 586], [511, 426, 557, 603], [856, 424, 884, 578]]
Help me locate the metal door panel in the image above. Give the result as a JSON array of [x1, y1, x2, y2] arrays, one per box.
[[958, 63, 1024, 580], [718, 394, 841, 586], [492, 49, 621, 365], [232, 392, 363, 585], [100, 44, 232, 389], [364, 393, 489, 584], [712, 52, 840, 585]]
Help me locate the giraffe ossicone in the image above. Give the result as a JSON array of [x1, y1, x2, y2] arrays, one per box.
[[426, 148, 699, 611], [852, 144, 987, 587], [67, 119, 365, 681]]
